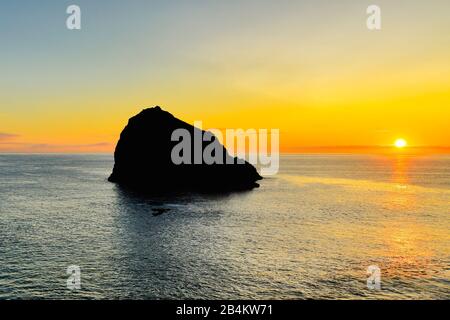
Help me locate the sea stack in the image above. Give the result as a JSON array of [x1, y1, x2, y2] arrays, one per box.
[[108, 106, 262, 192]]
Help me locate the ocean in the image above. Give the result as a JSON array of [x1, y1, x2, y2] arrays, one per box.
[[0, 154, 448, 299]]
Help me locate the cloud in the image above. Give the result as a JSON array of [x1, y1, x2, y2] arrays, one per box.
[[0, 141, 113, 153], [0, 132, 19, 140], [27, 142, 112, 149]]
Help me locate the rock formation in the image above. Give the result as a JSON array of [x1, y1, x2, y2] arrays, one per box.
[[108, 106, 262, 192]]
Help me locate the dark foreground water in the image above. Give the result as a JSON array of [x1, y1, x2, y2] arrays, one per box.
[[0, 154, 448, 299]]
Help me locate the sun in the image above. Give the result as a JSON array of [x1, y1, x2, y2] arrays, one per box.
[[394, 138, 407, 148]]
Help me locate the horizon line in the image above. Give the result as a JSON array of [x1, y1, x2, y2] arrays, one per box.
[[1, 145, 449, 156]]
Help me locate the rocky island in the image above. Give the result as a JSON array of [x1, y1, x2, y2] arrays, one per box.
[[108, 106, 262, 192]]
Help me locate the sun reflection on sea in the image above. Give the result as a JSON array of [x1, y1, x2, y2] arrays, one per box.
[[279, 155, 449, 294], [391, 155, 410, 189]]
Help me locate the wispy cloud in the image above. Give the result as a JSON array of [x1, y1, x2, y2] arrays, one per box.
[[27, 142, 112, 149], [0, 141, 113, 153], [0, 132, 19, 140]]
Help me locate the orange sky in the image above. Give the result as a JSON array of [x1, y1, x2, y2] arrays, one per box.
[[1, 1, 449, 154]]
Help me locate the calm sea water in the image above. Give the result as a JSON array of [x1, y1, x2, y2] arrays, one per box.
[[0, 154, 448, 299]]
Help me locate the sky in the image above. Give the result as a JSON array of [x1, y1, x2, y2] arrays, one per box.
[[1, 0, 449, 153]]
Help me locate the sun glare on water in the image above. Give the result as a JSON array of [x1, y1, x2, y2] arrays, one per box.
[[394, 139, 407, 148]]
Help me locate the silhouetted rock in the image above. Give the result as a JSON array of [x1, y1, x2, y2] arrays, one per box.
[[152, 208, 171, 216], [108, 106, 262, 192]]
